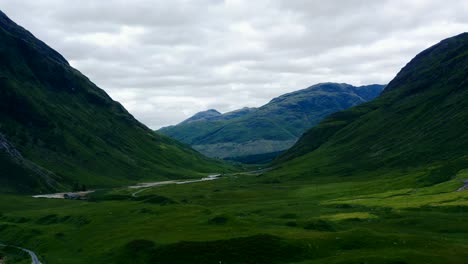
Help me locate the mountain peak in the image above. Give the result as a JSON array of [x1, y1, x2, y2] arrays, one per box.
[[0, 9, 68, 66], [206, 109, 221, 114], [0, 10, 8, 19], [268, 82, 382, 105], [384, 32, 468, 95], [180, 109, 222, 124]]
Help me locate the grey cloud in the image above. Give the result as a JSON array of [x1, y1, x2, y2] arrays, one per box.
[[1, 0, 467, 128]]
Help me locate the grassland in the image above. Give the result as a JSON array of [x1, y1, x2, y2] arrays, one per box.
[[0, 166, 467, 263]]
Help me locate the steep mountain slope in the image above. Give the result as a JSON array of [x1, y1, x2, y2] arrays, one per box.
[[275, 32, 468, 183], [159, 83, 385, 161], [0, 10, 225, 193]]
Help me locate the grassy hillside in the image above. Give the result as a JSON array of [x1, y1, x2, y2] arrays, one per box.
[[159, 83, 384, 160], [275, 32, 468, 183], [0, 10, 228, 193]]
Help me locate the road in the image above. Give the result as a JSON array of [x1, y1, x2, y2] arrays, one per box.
[[33, 174, 223, 199], [32, 190, 94, 199], [0, 243, 42, 264], [130, 174, 221, 197], [457, 180, 468, 192], [34, 169, 271, 200]]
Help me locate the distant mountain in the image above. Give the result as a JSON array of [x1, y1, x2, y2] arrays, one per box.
[[0, 10, 225, 193], [177, 107, 257, 125], [180, 109, 222, 124], [275, 33, 468, 184], [159, 83, 385, 162]]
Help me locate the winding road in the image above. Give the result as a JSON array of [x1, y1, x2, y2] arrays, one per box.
[[0, 243, 42, 264], [32, 174, 224, 199], [457, 180, 468, 192], [130, 174, 221, 197], [33, 170, 270, 199]]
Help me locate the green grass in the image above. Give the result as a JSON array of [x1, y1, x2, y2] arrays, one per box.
[[0, 166, 467, 263]]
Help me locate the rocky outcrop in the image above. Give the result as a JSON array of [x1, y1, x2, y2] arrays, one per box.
[[0, 133, 59, 189], [0, 133, 23, 160]]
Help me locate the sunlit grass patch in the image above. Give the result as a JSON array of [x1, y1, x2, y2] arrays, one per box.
[[322, 170, 468, 210], [320, 212, 377, 221], [325, 190, 468, 210]]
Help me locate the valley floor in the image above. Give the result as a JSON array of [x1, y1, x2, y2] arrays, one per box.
[[1, 168, 468, 263]]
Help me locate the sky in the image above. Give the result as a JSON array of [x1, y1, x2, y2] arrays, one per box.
[[2, 1, 468, 129]]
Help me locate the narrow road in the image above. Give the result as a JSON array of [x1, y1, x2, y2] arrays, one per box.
[[130, 174, 221, 197], [34, 169, 271, 199], [33, 190, 94, 199], [131, 188, 149, 197], [21, 247, 42, 264], [0, 243, 42, 264], [457, 180, 468, 192]]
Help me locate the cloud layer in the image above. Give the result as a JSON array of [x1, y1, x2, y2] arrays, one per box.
[[2, 0, 467, 128]]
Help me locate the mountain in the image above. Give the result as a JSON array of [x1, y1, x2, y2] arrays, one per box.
[[180, 109, 222, 124], [0, 10, 226, 193], [159, 83, 385, 162], [275, 32, 468, 184]]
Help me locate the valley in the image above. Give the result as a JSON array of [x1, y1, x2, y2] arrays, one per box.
[[0, 5, 467, 264]]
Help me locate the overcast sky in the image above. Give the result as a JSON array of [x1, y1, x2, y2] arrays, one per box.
[[2, 1, 467, 128]]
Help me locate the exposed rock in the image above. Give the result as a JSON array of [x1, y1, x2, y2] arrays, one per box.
[[0, 133, 24, 160], [0, 133, 58, 189]]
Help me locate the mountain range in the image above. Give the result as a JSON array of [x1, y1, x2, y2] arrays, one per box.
[[159, 83, 385, 163]]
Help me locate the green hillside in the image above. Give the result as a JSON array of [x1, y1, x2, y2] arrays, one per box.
[[275, 32, 468, 181], [159, 83, 384, 161], [0, 10, 227, 193]]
